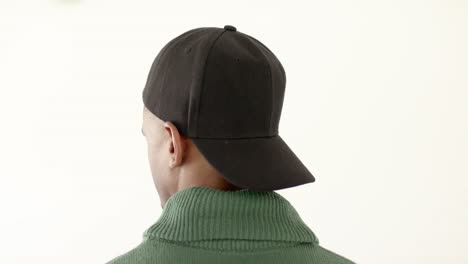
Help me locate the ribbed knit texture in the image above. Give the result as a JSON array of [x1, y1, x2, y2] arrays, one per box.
[[105, 186, 355, 264]]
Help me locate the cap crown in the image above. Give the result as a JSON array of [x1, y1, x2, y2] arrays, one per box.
[[142, 26, 286, 139]]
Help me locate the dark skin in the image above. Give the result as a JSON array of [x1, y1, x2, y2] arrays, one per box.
[[141, 106, 242, 209]]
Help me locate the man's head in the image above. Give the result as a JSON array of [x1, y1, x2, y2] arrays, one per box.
[[141, 26, 315, 195], [142, 106, 243, 208]]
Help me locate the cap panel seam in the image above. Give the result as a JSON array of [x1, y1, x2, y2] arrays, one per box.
[[194, 29, 227, 137], [142, 32, 181, 114], [189, 134, 279, 140], [143, 27, 210, 117], [242, 33, 274, 135]]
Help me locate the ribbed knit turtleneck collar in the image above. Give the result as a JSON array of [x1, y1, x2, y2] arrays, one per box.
[[143, 186, 318, 244]]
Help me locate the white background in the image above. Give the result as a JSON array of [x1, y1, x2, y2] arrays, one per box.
[[1, 0, 467, 263]]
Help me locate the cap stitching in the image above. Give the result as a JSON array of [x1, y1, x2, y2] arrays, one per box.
[[188, 134, 279, 140], [242, 33, 274, 135], [195, 29, 227, 137], [144, 27, 212, 117], [142, 32, 181, 113]]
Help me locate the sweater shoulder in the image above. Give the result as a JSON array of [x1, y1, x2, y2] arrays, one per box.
[[104, 238, 356, 264], [307, 243, 356, 264], [104, 241, 153, 264]]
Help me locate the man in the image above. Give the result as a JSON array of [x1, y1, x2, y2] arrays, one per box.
[[106, 25, 355, 264]]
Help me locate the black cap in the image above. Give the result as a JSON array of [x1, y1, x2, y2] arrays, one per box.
[[142, 25, 315, 191]]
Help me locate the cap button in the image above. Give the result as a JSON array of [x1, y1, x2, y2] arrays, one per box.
[[224, 25, 237, 32]]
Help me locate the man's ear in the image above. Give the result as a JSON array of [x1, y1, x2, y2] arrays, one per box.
[[165, 121, 187, 169]]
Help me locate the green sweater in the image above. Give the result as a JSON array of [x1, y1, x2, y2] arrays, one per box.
[[105, 186, 355, 264]]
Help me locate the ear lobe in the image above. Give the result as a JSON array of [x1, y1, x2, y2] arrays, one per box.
[[168, 157, 176, 169]]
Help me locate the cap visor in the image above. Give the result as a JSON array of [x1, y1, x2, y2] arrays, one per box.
[[191, 134, 315, 191]]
